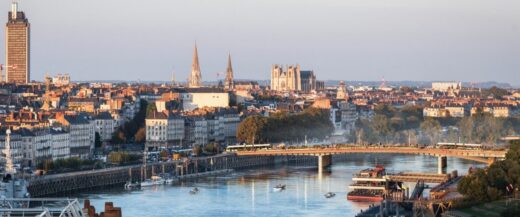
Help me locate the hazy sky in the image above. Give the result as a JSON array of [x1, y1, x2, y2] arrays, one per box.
[[1, 0, 519, 84]]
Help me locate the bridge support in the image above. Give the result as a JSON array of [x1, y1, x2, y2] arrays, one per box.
[[438, 156, 447, 174], [318, 155, 332, 173]]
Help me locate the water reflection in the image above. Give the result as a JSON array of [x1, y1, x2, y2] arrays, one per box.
[[84, 154, 484, 217]]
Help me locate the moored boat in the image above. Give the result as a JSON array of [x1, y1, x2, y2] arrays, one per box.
[[347, 166, 403, 202]]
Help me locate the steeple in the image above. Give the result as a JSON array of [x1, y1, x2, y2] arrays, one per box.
[[224, 53, 234, 90], [188, 44, 202, 88]]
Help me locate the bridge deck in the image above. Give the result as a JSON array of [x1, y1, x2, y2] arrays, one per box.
[[234, 146, 506, 164]]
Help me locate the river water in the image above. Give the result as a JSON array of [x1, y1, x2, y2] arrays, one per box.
[[84, 154, 483, 217]]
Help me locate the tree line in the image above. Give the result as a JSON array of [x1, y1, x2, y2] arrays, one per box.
[[237, 107, 334, 144], [457, 140, 520, 216], [354, 104, 518, 145]]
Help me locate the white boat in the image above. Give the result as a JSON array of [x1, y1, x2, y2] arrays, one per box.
[[273, 184, 286, 192], [141, 175, 164, 187], [324, 192, 336, 198], [124, 181, 140, 190], [189, 187, 199, 194], [165, 178, 176, 184]]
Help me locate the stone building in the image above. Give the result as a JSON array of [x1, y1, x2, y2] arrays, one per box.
[[188, 45, 202, 88], [270, 64, 319, 93], [224, 54, 234, 91], [270, 64, 301, 92]]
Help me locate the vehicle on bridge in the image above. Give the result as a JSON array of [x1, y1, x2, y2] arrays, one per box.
[[436, 143, 485, 150], [225, 144, 272, 152]]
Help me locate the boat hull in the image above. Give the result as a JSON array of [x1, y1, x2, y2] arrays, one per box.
[[347, 195, 384, 202]]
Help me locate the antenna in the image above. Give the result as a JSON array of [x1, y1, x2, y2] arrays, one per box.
[[11, 2, 18, 20]]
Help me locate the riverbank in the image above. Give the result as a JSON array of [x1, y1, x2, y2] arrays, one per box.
[[27, 154, 316, 197]]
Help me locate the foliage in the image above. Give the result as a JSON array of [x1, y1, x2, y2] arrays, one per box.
[[192, 145, 203, 156], [37, 158, 97, 172], [458, 140, 520, 202], [420, 118, 442, 144], [134, 127, 146, 144], [94, 132, 102, 148], [237, 115, 269, 144], [203, 143, 221, 155], [236, 108, 334, 144], [483, 86, 509, 99], [111, 100, 148, 145], [108, 151, 141, 165]]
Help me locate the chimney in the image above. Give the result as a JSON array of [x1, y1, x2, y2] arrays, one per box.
[[11, 2, 17, 20]]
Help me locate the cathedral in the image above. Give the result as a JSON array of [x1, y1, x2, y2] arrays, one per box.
[[224, 54, 234, 91], [188, 45, 202, 88], [270, 64, 318, 93]]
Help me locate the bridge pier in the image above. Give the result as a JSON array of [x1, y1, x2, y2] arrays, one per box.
[[438, 156, 447, 174], [318, 155, 332, 173]]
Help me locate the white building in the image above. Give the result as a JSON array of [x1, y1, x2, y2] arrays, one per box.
[[93, 112, 116, 142], [432, 82, 462, 92], [181, 88, 229, 111], [54, 113, 95, 159], [51, 127, 70, 160], [146, 111, 185, 148]]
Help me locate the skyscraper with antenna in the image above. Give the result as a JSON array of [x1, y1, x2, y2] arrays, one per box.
[[5, 1, 30, 83]]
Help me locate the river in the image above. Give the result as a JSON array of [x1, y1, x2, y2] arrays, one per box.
[[84, 154, 483, 217]]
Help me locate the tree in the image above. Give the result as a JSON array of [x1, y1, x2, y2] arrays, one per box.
[[237, 115, 268, 144], [370, 114, 391, 143], [94, 132, 102, 148], [134, 127, 146, 144], [420, 118, 441, 144], [146, 102, 157, 116]]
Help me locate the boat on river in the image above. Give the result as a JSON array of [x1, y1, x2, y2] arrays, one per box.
[[189, 187, 199, 194], [347, 166, 403, 202], [273, 184, 286, 192], [141, 175, 165, 187], [324, 192, 336, 198]]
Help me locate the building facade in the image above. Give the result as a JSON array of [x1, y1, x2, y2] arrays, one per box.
[[5, 2, 30, 83], [270, 64, 301, 92]]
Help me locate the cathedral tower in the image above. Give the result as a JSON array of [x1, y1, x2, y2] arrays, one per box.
[[224, 54, 234, 90], [188, 44, 202, 88]]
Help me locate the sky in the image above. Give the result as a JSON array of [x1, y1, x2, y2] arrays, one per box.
[[0, 0, 519, 85]]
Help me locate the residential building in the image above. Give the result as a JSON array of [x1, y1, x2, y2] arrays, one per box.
[[50, 127, 70, 160]]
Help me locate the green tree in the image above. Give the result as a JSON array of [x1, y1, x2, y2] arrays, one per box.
[[94, 132, 102, 148], [237, 115, 268, 144], [420, 118, 442, 144]]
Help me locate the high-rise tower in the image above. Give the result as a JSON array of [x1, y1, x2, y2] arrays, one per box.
[[5, 2, 30, 83], [224, 54, 234, 90], [188, 44, 202, 88]]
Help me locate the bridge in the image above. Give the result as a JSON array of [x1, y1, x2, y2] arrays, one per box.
[[234, 146, 507, 174]]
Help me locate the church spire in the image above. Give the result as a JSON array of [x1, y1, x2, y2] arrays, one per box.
[[188, 44, 202, 88], [224, 53, 234, 90]]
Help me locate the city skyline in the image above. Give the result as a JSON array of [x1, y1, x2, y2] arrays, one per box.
[[0, 0, 519, 85]]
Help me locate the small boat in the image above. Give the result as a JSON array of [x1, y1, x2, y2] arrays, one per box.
[[273, 184, 286, 192], [165, 178, 176, 184], [324, 192, 336, 198], [124, 181, 140, 190], [189, 187, 199, 194], [141, 176, 165, 187]]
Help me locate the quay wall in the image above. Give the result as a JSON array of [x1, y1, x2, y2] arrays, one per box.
[[28, 154, 315, 197]]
